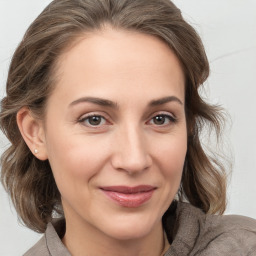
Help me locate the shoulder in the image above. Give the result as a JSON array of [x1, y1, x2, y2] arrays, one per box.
[[23, 219, 70, 256], [23, 235, 49, 256], [206, 212, 256, 233], [164, 202, 256, 256], [186, 203, 256, 255], [197, 213, 256, 255]]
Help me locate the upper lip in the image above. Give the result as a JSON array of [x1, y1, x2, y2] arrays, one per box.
[[100, 185, 156, 194]]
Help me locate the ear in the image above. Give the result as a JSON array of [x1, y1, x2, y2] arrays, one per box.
[[16, 107, 48, 160]]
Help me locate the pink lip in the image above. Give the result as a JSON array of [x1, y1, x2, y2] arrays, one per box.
[[100, 185, 156, 208]]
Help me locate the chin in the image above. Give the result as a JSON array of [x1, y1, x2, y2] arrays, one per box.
[[107, 227, 152, 241], [100, 214, 159, 241]]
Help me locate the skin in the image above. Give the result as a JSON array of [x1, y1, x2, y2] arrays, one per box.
[[18, 28, 187, 256]]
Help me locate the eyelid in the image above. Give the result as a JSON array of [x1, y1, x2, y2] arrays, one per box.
[[76, 110, 177, 128], [78, 112, 112, 128], [149, 111, 176, 120], [147, 111, 177, 126]]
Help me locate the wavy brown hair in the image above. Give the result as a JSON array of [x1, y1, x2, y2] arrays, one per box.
[[0, 0, 227, 233]]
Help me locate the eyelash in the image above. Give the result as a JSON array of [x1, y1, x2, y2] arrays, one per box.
[[148, 114, 177, 126], [78, 112, 177, 128], [78, 114, 109, 128]]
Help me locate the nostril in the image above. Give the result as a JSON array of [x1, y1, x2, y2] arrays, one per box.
[[111, 153, 152, 175]]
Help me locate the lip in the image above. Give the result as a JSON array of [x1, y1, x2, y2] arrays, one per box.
[[100, 185, 156, 208]]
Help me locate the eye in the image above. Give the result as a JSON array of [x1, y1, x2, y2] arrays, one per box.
[[79, 114, 107, 127], [149, 114, 176, 126]]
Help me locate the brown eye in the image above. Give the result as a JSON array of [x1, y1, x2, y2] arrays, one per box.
[[88, 116, 102, 126], [153, 115, 166, 125], [150, 114, 176, 126], [79, 115, 107, 127]]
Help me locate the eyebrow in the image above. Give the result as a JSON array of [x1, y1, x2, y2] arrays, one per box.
[[69, 96, 183, 109], [149, 96, 183, 106], [69, 97, 119, 109]]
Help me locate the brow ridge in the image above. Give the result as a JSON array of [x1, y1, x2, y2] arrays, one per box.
[[149, 96, 183, 106], [69, 97, 119, 109], [69, 95, 183, 109]]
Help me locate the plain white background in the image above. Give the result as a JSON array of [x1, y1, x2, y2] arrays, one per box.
[[0, 0, 256, 255]]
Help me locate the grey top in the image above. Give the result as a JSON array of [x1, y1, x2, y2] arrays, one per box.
[[24, 202, 256, 256]]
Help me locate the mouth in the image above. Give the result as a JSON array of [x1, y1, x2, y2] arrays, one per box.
[[100, 185, 157, 208]]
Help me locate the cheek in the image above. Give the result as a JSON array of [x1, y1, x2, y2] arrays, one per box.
[[45, 132, 108, 191], [150, 132, 187, 215], [154, 132, 187, 180]]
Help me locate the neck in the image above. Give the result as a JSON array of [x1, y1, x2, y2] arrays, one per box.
[[62, 215, 167, 256]]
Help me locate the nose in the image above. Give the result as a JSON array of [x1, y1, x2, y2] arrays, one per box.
[[111, 124, 152, 175]]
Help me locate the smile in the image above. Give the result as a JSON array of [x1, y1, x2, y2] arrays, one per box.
[[100, 185, 156, 208]]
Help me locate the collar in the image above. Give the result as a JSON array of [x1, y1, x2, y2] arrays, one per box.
[[45, 201, 206, 256]]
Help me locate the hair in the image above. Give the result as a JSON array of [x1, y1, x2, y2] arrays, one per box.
[[0, 0, 227, 233]]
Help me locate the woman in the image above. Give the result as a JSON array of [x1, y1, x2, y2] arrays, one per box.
[[1, 0, 256, 255]]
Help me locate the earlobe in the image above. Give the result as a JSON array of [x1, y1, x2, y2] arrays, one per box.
[[16, 107, 48, 160]]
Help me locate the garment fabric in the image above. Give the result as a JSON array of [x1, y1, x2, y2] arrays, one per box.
[[24, 201, 256, 256]]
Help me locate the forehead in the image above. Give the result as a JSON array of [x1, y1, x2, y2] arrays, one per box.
[[50, 28, 185, 105]]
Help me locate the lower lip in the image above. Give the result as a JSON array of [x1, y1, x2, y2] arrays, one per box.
[[102, 190, 155, 208]]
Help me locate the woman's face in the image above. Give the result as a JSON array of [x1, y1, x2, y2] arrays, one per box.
[[42, 28, 187, 241]]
